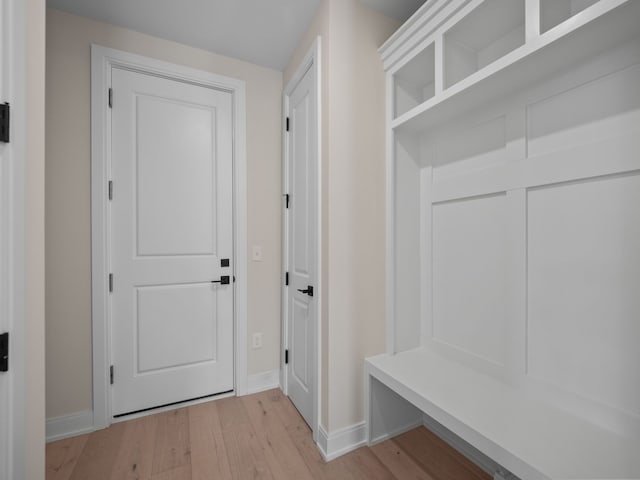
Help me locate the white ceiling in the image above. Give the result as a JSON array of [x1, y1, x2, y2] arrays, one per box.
[[46, 0, 425, 71], [361, 0, 426, 22]]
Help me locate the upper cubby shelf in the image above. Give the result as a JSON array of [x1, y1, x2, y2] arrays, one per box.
[[394, 44, 436, 118], [540, 0, 600, 33], [385, 0, 640, 133], [444, 0, 525, 89]]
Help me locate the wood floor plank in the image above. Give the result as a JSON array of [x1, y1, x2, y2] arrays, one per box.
[[46, 434, 90, 480], [188, 400, 233, 480], [151, 408, 191, 475], [151, 465, 192, 480], [47, 391, 495, 480], [110, 413, 159, 480], [259, 389, 353, 480], [341, 447, 397, 480], [394, 427, 491, 480], [242, 391, 315, 480], [68, 423, 126, 480], [216, 395, 275, 480], [371, 437, 436, 480]]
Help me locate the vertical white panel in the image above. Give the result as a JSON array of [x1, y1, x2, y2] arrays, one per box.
[[420, 167, 433, 345], [293, 95, 310, 276], [432, 193, 508, 366], [292, 298, 310, 390], [136, 96, 216, 256], [394, 133, 421, 352], [528, 173, 640, 416]]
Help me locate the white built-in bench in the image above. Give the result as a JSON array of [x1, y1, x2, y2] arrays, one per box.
[[365, 348, 640, 480], [369, 0, 640, 479]]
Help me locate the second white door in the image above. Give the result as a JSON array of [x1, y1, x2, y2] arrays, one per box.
[[285, 63, 318, 428], [111, 67, 234, 416]]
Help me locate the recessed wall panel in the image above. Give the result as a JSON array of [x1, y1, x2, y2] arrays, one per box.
[[137, 284, 217, 373], [527, 65, 640, 158], [528, 173, 640, 416], [432, 193, 508, 365], [136, 95, 216, 256]]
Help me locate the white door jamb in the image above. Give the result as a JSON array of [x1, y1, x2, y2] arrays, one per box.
[[91, 45, 247, 430], [1, 0, 26, 476], [281, 37, 322, 443]]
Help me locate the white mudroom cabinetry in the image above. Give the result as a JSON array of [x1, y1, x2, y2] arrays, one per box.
[[365, 1, 640, 478]]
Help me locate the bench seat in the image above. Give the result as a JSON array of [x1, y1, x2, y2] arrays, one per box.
[[365, 347, 640, 480]]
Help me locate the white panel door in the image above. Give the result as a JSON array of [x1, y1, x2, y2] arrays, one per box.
[[286, 65, 317, 427], [111, 68, 234, 416]]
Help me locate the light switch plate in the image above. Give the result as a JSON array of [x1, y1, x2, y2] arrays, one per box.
[[252, 245, 263, 261]]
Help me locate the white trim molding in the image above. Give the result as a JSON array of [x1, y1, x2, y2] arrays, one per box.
[[317, 422, 368, 462], [281, 36, 322, 444], [46, 411, 94, 443], [247, 369, 281, 395], [90, 45, 248, 429]]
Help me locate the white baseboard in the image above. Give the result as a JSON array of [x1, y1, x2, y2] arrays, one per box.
[[46, 410, 94, 442], [247, 368, 281, 395], [317, 422, 367, 461], [46, 370, 280, 443]]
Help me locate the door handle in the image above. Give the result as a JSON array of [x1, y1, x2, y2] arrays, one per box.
[[211, 276, 230, 285], [297, 285, 314, 297]]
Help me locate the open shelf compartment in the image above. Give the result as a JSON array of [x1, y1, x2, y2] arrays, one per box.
[[444, 0, 525, 89], [394, 43, 436, 118], [540, 0, 600, 34]]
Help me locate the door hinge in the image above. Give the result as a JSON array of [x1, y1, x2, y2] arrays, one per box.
[[285, 349, 289, 365], [108, 180, 113, 200], [108, 88, 113, 108], [0, 103, 10, 143], [284, 193, 290, 209], [109, 365, 114, 385], [0, 332, 9, 372], [285, 272, 289, 286], [286, 117, 290, 132], [109, 273, 113, 293]]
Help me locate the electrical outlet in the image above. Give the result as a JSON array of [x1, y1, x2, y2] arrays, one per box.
[[252, 245, 263, 262], [252, 332, 263, 349]]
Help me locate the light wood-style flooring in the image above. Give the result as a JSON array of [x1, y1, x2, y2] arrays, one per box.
[[46, 389, 490, 480]]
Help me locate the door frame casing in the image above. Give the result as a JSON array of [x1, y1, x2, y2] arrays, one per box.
[[91, 45, 248, 429], [1, 0, 27, 477], [281, 37, 322, 442]]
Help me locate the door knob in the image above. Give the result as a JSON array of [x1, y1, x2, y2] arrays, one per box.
[[211, 276, 230, 285], [297, 285, 314, 297]]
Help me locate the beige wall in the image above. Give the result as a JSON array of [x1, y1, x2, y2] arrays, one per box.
[[326, 0, 398, 433], [26, 0, 47, 477], [45, 9, 283, 419], [284, 0, 398, 432]]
